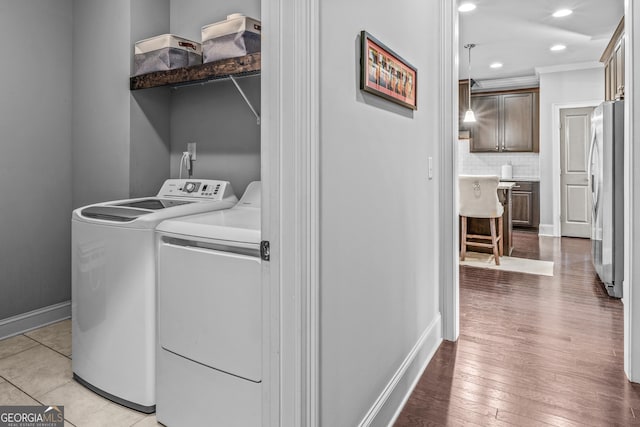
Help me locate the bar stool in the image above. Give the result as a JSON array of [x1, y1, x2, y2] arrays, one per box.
[[458, 175, 504, 265]]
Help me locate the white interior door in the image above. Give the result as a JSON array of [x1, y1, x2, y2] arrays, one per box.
[[560, 107, 594, 238]]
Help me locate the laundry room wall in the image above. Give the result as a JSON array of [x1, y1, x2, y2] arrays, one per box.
[[72, 0, 132, 208], [129, 0, 171, 198], [318, 1, 442, 425], [168, 0, 261, 196], [0, 1, 73, 325], [73, 0, 172, 207]]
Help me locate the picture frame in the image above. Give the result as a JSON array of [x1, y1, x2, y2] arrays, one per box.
[[360, 31, 417, 110]]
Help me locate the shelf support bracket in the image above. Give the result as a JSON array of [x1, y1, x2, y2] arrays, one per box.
[[229, 75, 260, 125]]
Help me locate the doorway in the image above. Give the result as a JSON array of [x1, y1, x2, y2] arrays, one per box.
[[559, 107, 595, 238], [443, 0, 640, 388]]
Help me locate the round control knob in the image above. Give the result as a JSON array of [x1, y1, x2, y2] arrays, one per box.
[[184, 182, 196, 193]]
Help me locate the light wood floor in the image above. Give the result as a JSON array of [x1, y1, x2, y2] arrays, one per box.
[[395, 231, 639, 426], [0, 320, 159, 426]]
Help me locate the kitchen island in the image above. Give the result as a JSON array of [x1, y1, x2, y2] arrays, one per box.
[[460, 182, 515, 257]]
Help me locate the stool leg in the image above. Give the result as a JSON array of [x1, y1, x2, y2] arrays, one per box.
[[460, 216, 467, 261], [490, 218, 500, 265], [498, 216, 504, 256]]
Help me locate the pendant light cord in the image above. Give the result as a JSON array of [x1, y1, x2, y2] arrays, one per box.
[[465, 43, 475, 111]]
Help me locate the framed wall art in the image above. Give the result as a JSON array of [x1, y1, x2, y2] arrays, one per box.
[[360, 31, 417, 110]]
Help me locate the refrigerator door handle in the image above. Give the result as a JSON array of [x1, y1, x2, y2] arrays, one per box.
[[587, 127, 598, 209]]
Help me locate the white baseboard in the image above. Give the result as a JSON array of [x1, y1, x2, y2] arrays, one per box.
[[358, 314, 443, 427], [538, 224, 557, 237], [0, 301, 71, 340]]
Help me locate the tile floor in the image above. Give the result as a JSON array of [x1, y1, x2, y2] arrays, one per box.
[[0, 320, 160, 427]]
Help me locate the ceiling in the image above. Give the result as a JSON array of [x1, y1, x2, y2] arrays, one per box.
[[458, 0, 624, 82]]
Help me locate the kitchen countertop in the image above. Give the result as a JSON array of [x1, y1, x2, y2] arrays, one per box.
[[500, 177, 540, 182], [498, 182, 516, 190]]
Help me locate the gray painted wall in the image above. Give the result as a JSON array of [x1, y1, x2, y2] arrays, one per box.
[[73, 0, 173, 204], [0, 1, 73, 319], [319, 1, 441, 425], [72, 0, 131, 208], [169, 0, 261, 196], [130, 0, 171, 198]]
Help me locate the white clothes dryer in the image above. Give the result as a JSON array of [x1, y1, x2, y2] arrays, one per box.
[[155, 181, 261, 427], [72, 179, 237, 413]]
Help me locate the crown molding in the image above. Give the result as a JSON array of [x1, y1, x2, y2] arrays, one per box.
[[535, 61, 603, 75], [473, 75, 539, 91]]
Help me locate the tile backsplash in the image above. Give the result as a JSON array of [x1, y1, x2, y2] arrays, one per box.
[[457, 139, 539, 179]]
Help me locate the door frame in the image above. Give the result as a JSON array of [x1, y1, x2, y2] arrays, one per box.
[[442, 1, 640, 383], [552, 101, 600, 237], [440, 0, 460, 342], [624, 0, 640, 383], [261, 0, 320, 425]]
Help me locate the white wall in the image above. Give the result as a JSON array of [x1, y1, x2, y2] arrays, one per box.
[[319, 1, 442, 425], [169, 0, 261, 196], [538, 67, 603, 233], [0, 1, 73, 319]]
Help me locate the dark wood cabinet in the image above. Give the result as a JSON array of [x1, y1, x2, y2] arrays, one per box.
[[510, 181, 539, 230], [503, 93, 535, 151], [470, 95, 499, 151], [469, 89, 539, 153], [602, 17, 624, 101]]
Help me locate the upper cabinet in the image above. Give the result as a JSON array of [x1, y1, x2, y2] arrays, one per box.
[[469, 88, 539, 153], [601, 17, 624, 101]]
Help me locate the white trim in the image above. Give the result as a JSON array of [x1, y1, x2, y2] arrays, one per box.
[[261, 0, 320, 425], [474, 75, 539, 91], [0, 301, 71, 340], [440, 0, 459, 342], [535, 61, 603, 75], [624, 0, 640, 383], [357, 315, 442, 427], [537, 224, 555, 237], [550, 100, 601, 238]]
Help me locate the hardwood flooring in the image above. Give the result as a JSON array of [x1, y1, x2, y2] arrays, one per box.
[[394, 231, 639, 426]]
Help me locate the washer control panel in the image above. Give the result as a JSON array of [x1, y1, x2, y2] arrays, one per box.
[[157, 179, 234, 201]]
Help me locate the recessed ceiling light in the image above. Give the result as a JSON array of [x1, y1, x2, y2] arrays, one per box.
[[490, 62, 503, 69], [550, 44, 567, 51], [458, 3, 477, 12], [552, 9, 573, 18]]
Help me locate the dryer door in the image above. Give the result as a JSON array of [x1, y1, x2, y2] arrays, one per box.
[[158, 241, 261, 382]]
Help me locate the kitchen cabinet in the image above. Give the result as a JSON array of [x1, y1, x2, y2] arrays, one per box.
[[510, 181, 539, 230], [469, 89, 539, 153], [602, 17, 624, 101]]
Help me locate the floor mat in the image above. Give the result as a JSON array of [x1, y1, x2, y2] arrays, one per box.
[[459, 251, 554, 276]]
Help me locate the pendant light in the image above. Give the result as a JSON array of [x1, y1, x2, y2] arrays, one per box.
[[463, 43, 476, 123]]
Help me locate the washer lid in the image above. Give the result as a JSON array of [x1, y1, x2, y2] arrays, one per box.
[[114, 198, 193, 210], [80, 206, 153, 222]]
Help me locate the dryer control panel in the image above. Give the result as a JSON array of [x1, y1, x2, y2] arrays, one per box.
[[157, 179, 235, 201]]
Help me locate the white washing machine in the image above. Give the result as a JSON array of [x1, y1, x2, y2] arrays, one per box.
[[72, 179, 237, 413], [155, 181, 261, 427]]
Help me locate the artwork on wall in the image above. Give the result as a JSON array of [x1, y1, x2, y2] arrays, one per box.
[[360, 31, 417, 110]]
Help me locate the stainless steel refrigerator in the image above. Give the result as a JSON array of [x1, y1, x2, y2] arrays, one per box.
[[589, 100, 624, 298]]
